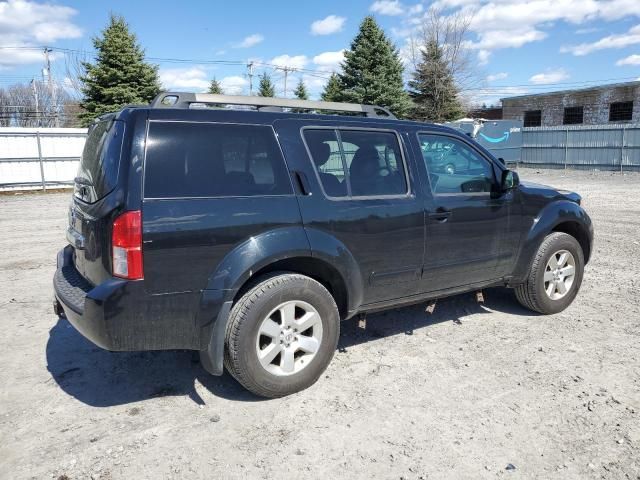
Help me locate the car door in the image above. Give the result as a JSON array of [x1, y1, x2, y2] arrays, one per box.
[[274, 119, 425, 306], [413, 131, 515, 293]]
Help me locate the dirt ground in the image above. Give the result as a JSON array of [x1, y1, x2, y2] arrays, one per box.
[[0, 169, 638, 480]]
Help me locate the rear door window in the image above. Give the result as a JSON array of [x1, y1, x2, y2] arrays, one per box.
[[144, 122, 292, 198], [304, 128, 407, 198], [302, 129, 348, 197], [75, 119, 124, 203]]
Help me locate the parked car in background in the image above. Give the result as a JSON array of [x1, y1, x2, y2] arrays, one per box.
[[54, 93, 594, 398]]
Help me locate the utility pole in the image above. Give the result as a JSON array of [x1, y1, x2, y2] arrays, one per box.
[[247, 61, 254, 96], [277, 66, 295, 97], [43, 47, 58, 127], [31, 79, 40, 127]]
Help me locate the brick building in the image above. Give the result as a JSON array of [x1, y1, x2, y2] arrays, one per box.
[[501, 81, 640, 127]]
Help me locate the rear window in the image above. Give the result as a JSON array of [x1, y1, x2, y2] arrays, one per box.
[[304, 128, 407, 198], [144, 122, 292, 198], [75, 119, 124, 202]]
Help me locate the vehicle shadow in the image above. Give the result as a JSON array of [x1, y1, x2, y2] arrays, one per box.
[[46, 287, 533, 407], [338, 287, 534, 351]]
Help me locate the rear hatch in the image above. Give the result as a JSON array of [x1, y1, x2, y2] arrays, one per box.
[[68, 117, 126, 285]]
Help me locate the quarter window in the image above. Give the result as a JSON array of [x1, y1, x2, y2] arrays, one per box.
[[418, 134, 495, 195], [304, 129, 407, 198], [144, 122, 292, 198]]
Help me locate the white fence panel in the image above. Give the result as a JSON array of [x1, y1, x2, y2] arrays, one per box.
[[0, 127, 87, 190]]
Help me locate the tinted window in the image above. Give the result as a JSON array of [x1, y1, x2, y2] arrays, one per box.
[[75, 119, 124, 202], [303, 129, 348, 197], [304, 129, 407, 198], [419, 134, 495, 194], [144, 122, 292, 198]]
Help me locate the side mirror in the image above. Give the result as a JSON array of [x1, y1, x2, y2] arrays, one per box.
[[501, 169, 519, 191]]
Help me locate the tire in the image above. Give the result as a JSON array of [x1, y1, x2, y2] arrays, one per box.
[[515, 232, 585, 314], [224, 273, 340, 398]]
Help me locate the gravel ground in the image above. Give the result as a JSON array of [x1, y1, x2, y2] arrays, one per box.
[[0, 169, 639, 480]]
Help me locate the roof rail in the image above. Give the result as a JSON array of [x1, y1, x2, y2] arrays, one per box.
[[149, 92, 396, 119]]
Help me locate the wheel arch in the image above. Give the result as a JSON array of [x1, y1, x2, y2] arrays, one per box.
[[511, 200, 593, 284], [551, 220, 592, 264], [232, 256, 350, 320]]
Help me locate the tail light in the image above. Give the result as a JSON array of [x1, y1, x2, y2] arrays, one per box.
[[112, 210, 143, 280]]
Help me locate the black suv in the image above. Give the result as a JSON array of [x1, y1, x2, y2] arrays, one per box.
[[54, 93, 593, 398]]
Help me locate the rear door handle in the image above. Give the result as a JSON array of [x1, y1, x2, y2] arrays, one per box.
[[428, 208, 452, 222], [292, 171, 312, 196]]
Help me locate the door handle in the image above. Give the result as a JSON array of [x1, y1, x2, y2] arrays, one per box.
[[428, 208, 451, 222], [292, 170, 312, 196]]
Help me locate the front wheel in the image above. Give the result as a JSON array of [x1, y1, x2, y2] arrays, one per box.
[[224, 273, 340, 398], [515, 232, 585, 314]]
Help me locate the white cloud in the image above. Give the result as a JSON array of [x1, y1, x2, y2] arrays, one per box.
[[486, 72, 508, 82], [422, 0, 640, 62], [220, 76, 248, 95], [529, 68, 570, 84], [575, 27, 601, 35], [616, 54, 640, 66], [467, 86, 530, 107], [159, 67, 210, 91], [473, 28, 547, 50], [234, 33, 264, 48], [561, 24, 640, 55], [370, 0, 404, 16], [312, 50, 345, 71], [310, 15, 346, 35], [407, 4, 424, 15], [477, 49, 491, 66], [269, 54, 308, 70], [0, 0, 82, 68]]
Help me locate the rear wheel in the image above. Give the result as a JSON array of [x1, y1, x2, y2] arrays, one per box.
[[515, 232, 584, 314], [224, 273, 340, 398]]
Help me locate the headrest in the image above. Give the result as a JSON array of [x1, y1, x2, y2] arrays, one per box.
[[309, 142, 331, 167], [349, 145, 380, 176]]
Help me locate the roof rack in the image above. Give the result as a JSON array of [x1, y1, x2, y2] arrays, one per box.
[[149, 92, 396, 119]]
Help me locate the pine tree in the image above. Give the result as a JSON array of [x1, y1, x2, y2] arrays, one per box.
[[257, 73, 275, 97], [208, 77, 223, 94], [338, 16, 411, 117], [79, 14, 160, 126], [321, 73, 342, 102], [408, 39, 463, 122], [294, 79, 309, 100]]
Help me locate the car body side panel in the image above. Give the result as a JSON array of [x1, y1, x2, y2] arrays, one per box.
[[302, 227, 364, 314], [203, 225, 311, 292], [142, 196, 305, 294]]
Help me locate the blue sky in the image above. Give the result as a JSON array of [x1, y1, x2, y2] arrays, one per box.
[[1, 0, 639, 105]]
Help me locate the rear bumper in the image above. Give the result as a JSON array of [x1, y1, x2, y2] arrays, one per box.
[[53, 245, 219, 352]]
